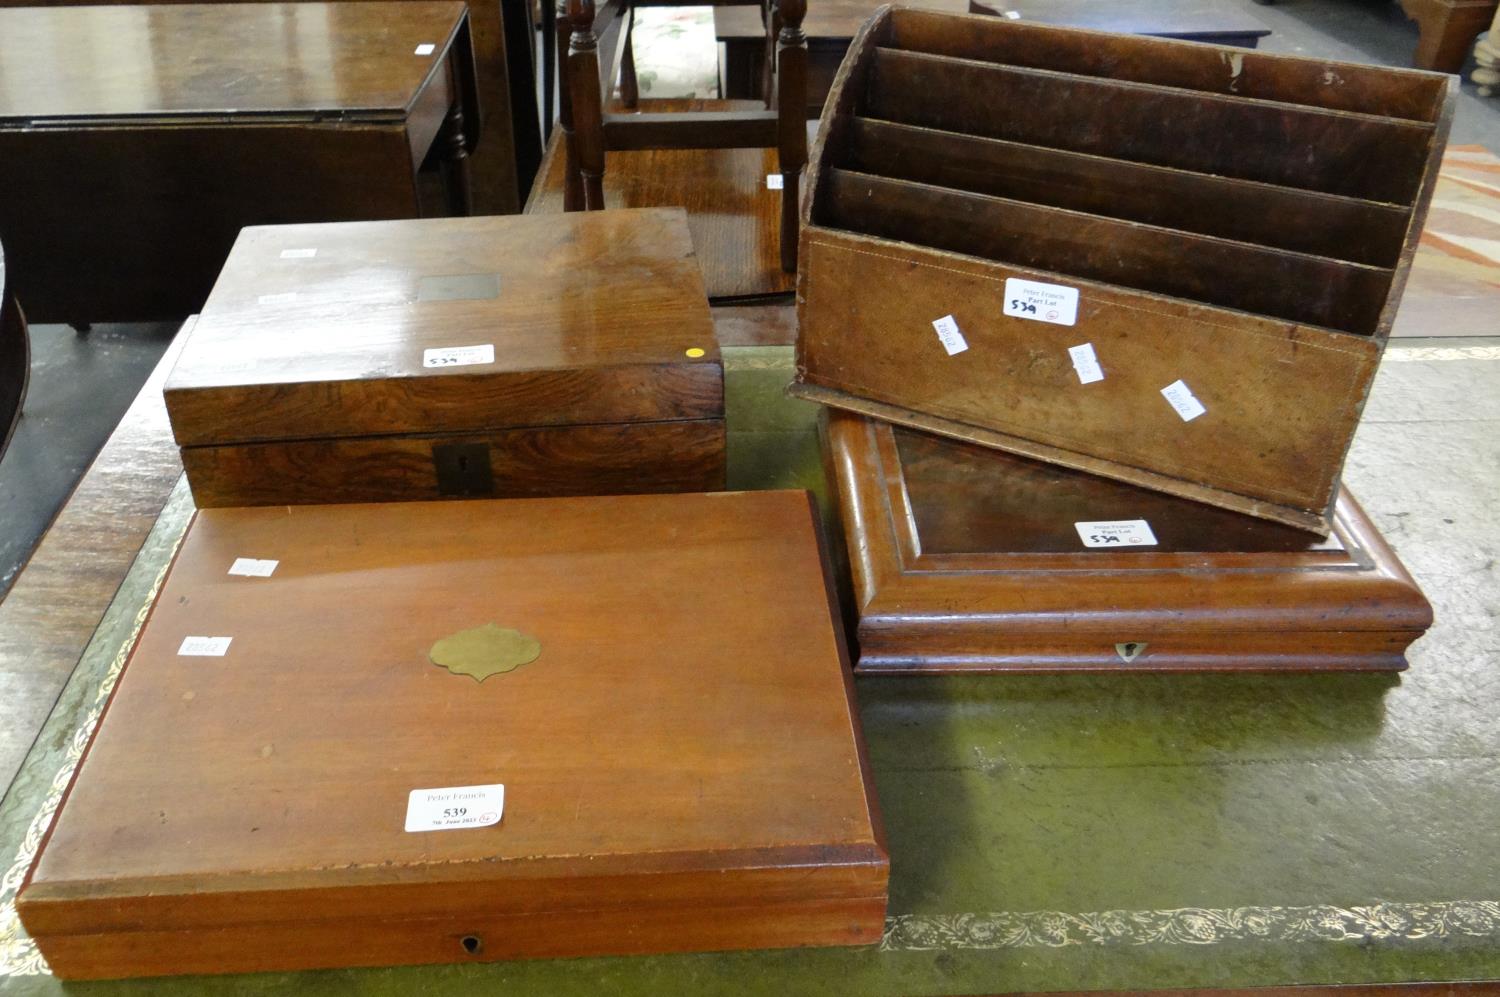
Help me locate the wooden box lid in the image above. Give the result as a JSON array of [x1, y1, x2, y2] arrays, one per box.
[[824, 411, 1432, 673], [164, 209, 721, 447], [793, 6, 1455, 533], [18, 490, 886, 979], [0, 3, 468, 123]]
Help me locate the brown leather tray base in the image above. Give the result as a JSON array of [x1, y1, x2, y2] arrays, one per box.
[[824, 411, 1432, 674]]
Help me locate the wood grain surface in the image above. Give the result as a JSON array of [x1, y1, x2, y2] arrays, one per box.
[[0, 3, 481, 323], [181, 419, 726, 506], [0, 125, 431, 323], [823, 411, 1432, 674], [794, 6, 1455, 532], [167, 210, 720, 441], [796, 227, 1380, 532], [0, 3, 467, 118], [0, 0, 540, 214], [19, 490, 887, 978], [528, 102, 796, 302], [165, 210, 724, 505]]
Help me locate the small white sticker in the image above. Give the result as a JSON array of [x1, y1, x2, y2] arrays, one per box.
[[423, 344, 495, 368], [766, 173, 784, 190], [1003, 9, 1021, 17], [1074, 520, 1158, 548], [1161, 379, 1207, 422], [414, 42, 436, 56], [228, 558, 279, 578], [256, 292, 298, 306], [279, 248, 316, 260], [1067, 342, 1103, 384], [405, 784, 505, 832], [1004, 277, 1079, 326], [178, 636, 233, 657], [931, 315, 969, 356]]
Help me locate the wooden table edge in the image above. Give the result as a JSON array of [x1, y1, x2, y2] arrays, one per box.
[[0, 323, 188, 800]]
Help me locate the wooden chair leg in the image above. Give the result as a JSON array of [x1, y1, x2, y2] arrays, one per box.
[[557, 0, 584, 211], [620, 6, 640, 109], [775, 0, 807, 272], [760, 0, 780, 109], [542, 0, 557, 141], [567, 0, 607, 210], [440, 104, 475, 217]]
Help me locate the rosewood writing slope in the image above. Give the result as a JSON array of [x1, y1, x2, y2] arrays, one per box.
[[824, 412, 1432, 673], [17, 490, 888, 979], [165, 209, 724, 506]]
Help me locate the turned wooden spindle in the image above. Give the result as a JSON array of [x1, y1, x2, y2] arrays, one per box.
[[775, 0, 807, 272], [619, 5, 640, 110], [439, 104, 474, 216], [556, 0, 583, 210], [566, 0, 607, 211], [760, 0, 782, 109]]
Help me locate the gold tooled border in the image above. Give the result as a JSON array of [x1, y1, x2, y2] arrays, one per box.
[[0, 545, 180, 976]]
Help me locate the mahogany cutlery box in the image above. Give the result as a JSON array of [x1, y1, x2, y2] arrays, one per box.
[[165, 208, 725, 507], [824, 411, 1432, 673], [792, 6, 1456, 533], [17, 490, 888, 979]]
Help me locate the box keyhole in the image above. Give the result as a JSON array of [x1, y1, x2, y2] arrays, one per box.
[[432, 442, 495, 497]]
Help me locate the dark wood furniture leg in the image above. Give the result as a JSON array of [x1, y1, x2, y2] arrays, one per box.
[[761, 0, 780, 108], [1401, 0, 1498, 71], [566, 0, 607, 210], [441, 103, 476, 216], [557, 0, 586, 210], [619, 6, 640, 108], [776, 0, 806, 272], [543, 0, 557, 141]]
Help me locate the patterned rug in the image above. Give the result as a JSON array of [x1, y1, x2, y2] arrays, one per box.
[[1392, 144, 1500, 337]]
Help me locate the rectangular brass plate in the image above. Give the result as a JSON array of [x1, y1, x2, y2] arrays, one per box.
[[416, 273, 501, 302]]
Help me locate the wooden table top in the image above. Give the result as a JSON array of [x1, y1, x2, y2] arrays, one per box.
[[3, 308, 1500, 990], [0, 2, 467, 121], [716, 0, 1269, 41]]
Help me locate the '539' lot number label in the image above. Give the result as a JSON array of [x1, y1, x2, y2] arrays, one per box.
[[1004, 277, 1080, 326], [404, 783, 505, 832], [1073, 519, 1158, 548]]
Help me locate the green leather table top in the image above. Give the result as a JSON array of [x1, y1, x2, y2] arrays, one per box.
[[1, 343, 1497, 994]]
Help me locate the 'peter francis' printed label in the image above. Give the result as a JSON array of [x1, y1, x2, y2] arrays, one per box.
[[1004, 277, 1079, 326], [405, 784, 505, 832]]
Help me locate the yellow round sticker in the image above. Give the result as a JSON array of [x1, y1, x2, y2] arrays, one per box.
[[685, 347, 706, 358]]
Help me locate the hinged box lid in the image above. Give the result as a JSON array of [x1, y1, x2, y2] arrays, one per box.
[[164, 209, 721, 447], [18, 490, 887, 978]]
